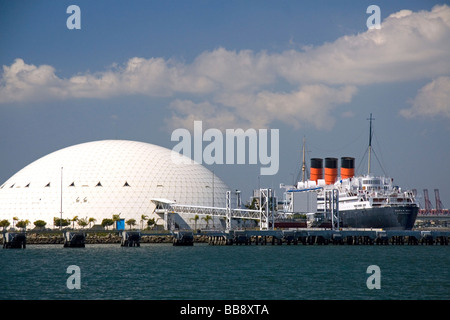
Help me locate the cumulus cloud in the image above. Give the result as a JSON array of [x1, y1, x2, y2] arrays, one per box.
[[273, 5, 450, 85], [1, 5, 449, 129], [209, 85, 358, 130], [400, 76, 450, 119], [168, 100, 243, 131], [168, 85, 357, 131]]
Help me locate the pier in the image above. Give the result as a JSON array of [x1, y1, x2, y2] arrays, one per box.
[[2, 232, 26, 248], [2, 229, 449, 248], [172, 231, 194, 246], [63, 231, 86, 247], [205, 229, 450, 246], [120, 231, 141, 247]]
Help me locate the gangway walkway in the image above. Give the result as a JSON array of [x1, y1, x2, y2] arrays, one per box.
[[151, 189, 280, 231]]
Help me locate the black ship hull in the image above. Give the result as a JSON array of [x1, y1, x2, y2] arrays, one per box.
[[340, 205, 419, 230]]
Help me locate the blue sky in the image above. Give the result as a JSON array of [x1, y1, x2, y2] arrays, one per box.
[[1, 0, 449, 207]]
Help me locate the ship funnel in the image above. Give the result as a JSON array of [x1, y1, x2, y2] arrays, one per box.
[[340, 157, 355, 180], [310, 158, 323, 182], [325, 157, 338, 185]]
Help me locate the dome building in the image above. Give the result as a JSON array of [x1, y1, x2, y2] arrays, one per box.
[[0, 140, 229, 230]]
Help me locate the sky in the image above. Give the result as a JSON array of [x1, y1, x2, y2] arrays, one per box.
[[1, 0, 450, 208]]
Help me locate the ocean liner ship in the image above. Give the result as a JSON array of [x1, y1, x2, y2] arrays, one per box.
[[282, 114, 419, 230]]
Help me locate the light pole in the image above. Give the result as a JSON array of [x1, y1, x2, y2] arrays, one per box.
[[60, 167, 63, 230]]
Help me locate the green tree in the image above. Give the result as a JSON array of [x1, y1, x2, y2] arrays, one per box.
[[202, 215, 212, 229], [112, 214, 121, 230], [33, 220, 47, 229], [101, 218, 114, 230], [88, 217, 96, 228], [190, 215, 200, 231], [71, 216, 79, 229], [16, 220, 30, 230], [13, 216, 19, 229], [140, 214, 148, 230], [245, 198, 259, 210], [0, 219, 10, 231], [126, 219, 136, 230], [54, 217, 70, 229], [77, 217, 88, 229], [147, 218, 156, 230]]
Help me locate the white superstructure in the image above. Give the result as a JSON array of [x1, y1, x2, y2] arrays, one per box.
[[295, 175, 417, 213]]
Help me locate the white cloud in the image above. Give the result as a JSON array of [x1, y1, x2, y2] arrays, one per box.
[[1, 5, 449, 129], [0, 59, 62, 103], [273, 5, 450, 85], [168, 99, 244, 131], [211, 85, 357, 130], [400, 76, 450, 119]]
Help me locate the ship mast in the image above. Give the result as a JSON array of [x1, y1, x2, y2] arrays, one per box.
[[301, 137, 306, 182], [367, 113, 374, 175]]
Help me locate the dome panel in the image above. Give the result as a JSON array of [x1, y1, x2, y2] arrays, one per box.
[[0, 140, 230, 229]]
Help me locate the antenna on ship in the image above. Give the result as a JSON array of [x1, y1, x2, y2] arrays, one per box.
[[367, 113, 374, 175], [301, 136, 306, 183]]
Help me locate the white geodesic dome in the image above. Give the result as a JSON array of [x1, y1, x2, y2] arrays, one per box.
[[0, 140, 229, 229]]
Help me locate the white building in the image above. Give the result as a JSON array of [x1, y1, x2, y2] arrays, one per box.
[[0, 140, 229, 230]]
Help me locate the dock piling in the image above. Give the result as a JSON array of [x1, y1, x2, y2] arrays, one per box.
[[2, 232, 26, 249]]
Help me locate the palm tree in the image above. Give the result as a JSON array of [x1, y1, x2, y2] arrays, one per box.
[[71, 216, 79, 229], [147, 218, 156, 230], [140, 214, 148, 230], [190, 215, 200, 231], [13, 216, 19, 229], [77, 217, 88, 229], [202, 215, 212, 230], [112, 214, 121, 230], [88, 217, 96, 228]]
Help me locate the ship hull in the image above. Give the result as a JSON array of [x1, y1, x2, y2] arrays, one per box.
[[340, 205, 419, 230]]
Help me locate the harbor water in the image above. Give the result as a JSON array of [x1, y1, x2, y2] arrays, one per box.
[[1, 243, 449, 300]]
